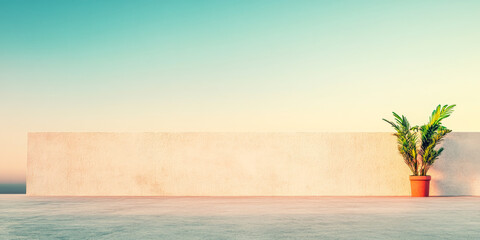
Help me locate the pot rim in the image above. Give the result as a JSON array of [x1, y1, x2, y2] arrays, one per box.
[[409, 175, 431, 180]]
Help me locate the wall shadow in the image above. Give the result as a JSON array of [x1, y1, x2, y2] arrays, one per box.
[[430, 133, 480, 196]]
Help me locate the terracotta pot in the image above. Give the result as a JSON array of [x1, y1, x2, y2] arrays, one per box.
[[409, 175, 431, 197]]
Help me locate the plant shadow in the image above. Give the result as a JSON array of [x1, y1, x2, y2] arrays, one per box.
[[429, 133, 480, 196]]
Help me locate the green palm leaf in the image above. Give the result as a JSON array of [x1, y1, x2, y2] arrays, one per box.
[[383, 104, 455, 176]]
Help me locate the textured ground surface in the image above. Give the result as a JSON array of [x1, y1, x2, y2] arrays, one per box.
[[1, 195, 479, 239]]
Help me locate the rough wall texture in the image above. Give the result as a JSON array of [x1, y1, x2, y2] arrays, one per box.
[[27, 132, 480, 196]]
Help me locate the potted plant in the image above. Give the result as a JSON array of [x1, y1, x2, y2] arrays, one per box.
[[383, 104, 455, 197]]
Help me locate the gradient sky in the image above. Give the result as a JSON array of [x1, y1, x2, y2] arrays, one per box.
[[1, 0, 479, 184]]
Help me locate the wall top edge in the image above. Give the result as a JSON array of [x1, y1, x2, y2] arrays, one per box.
[[27, 131, 478, 134]]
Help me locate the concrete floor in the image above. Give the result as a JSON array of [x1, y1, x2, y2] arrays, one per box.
[[1, 195, 479, 239]]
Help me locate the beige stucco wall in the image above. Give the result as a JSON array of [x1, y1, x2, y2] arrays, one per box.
[[26, 132, 480, 196]]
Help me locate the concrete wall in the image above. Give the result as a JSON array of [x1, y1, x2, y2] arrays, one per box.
[[26, 132, 480, 196]]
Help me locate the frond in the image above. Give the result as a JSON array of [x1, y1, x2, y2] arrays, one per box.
[[419, 104, 455, 175]]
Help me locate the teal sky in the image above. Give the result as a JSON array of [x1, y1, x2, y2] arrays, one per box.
[[1, 0, 480, 184]]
